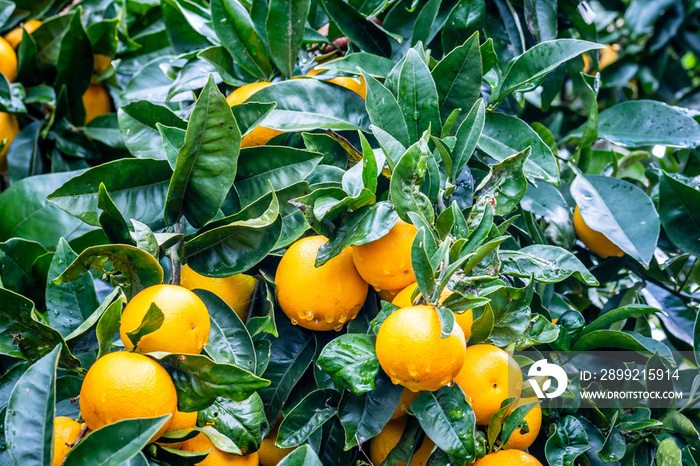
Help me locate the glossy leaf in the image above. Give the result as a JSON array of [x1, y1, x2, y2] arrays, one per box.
[[442, 0, 485, 51], [98, 183, 135, 245], [580, 305, 660, 336], [320, 0, 392, 56], [277, 445, 323, 466], [361, 71, 411, 147], [474, 148, 529, 216], [525, 0, 557, 41], [389, 139, 435, 224], [659, 172, 700, 256], [277, 389, 340, 448], [266, 0, 310, 78], [452, 99, 485, 179], [316, 54, 395, 77], [118, 101, 187, 161], [500, 245, 598, 285], [317, 333, 380, 394], [198, 393, 267, 453], [521, 182, 575, 249], [125, 303, 164, 347], [53, 12, 92, 125], [397, 49, 441, 141], [545, 416, 591, 466]]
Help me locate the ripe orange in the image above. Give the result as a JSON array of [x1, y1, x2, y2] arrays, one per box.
[[390, 387, 420, 420], [82, 83, 111, 124], [502, 398, 541, 450], [257, 423, 295, 465], [474, 449, 543, 466], [4, 20, 41, 48], [158, 409, 198, 448], [453, 345, 523, 426], [181, 433, 260, 465], [0, 36, 17, 82], [0, 112, 19, 172], [93, 54, 112, 74], [573, 206, 624, 258], [53, 417, 82, 466], [119, 284, 211, 354], [369, 417, 434, 466], [181, 265, 256, 322], [352, 219, 417, 291], [392, 283, 473, 341], [79, 351, 177, 442], [376, 305, 466, 392], [275, 236, 368, 331], [226, 82, 283, 148]]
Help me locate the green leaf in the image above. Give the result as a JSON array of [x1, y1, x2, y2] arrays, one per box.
[[317, 334, 380, 395], [474, 147, 529, 216], [410, 0, 440, 47], [337, 372, 403, 449], [65, 288, 123, 342], [659, 172, 700, 256], [45, 238, 99, 338], [98, 183, 135, 245], [486, 282, 533, 347], [521, 182, 575, 249], [442, 0, 485, 52], [478, 113, 559, 184], [96, 296, 124, 359], [277, 445, 322, 466], [451, 98, 485, 178], [398, 49, 441, 140], [496, 39, 604, 102], [211, 0, 272, 79], [5, 345, 60, 466], [580, 305, 660, 337], [198, 394, 267, 453], [411, 384, 477, 461], [277, 389, 340, 448], [185, 191, 282, 277], [544, 416, 590, 466], [500, 245, 598, 285], [320, 0, 392, 56], [266, 0, 310, 78], [572, 330, 673, 362], [655, 438, 682, 466], [118, 101, 187, 160], [196, 289, 256, 373], [361, 71, 411, 147], [246, 80, 369, 131], [432, 33, 481, 128], [53, 244, 164, 299], [231, 102, 277, 136], [315, 53, 395, 78], [390, 139, 435, 224], [47, 158, 173, 228], [165, 75, 241, 228], [501, 401, 538, 446], [524, 0, 557, 41], [64, 416, 171, 466], [157, 124, 186, 170], [125, 303, 164, 347], [411, 227, 436, 306], [571, 174, 660, 266], [154, 353, 270, 411], [53, 12, 93, 124]]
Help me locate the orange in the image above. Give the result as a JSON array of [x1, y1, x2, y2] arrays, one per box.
[[369, 418, 434, 466], [390, 387, 420, 420], [226, 82, 283, 148], [0, 112, 19, 172], [181, 433, 260, 465], [573, 206, 624, 258], [392, 283, 473, 341], [119, 284, 211, 354], [82, 83, 111, 124], [376, 305, 466, 392], [453, 345, 523, 426], [352, 219, 417, 291], [0, 36, 17, 82], [474, 450, 543, 466], [4, 20, 41, 48], [53, 417, 82, 466], [258, 423, 295, 465], [583, 44, 619, 73], [93, 54, 112, 74], [79, 351, 177, 442], [275, 236, 368, 331], [158, 409, 198, 449], [181, 265, 256, 322], [502, 398, 541, 450]]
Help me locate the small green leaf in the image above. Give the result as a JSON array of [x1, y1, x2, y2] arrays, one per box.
[[53, 12, 93, 124], [266, 0, 310, 78], [659, 172, 700, 257], [198, 394, 267, 453], [317, 334, 380, 395], [544, 416, 590, 466], [126, 303, 164, 348], [277, 445, 323, 466], [389, 139, 435, 224], [500, 245, 598, 285], [277, 389, 340, 448]]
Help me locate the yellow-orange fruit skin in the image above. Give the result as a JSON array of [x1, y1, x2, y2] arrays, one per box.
[[369, 417, 434, 466], [474, 449, 543, 466], [53, 417, 82, 466], [0, 112, 19, 172], [4, 20, 41, 48], [82, 83, 111, 124], [226, 82, 283, 147], [502, 398, 542, 450], [180, 433, 260, 465], [573, 206, 624, 258], [181, 265, 256, 322], [0, 37, 17, 82]]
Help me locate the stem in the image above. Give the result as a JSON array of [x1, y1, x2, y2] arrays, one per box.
[[170, 218, 185, 286]]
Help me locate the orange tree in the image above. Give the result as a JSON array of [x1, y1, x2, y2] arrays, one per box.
[[1, 0, 700, 465]]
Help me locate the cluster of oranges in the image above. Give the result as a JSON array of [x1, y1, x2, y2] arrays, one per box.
[[274, 219, 544, 464], [0, 20, 112, 171], [52, 266, 260, 465]]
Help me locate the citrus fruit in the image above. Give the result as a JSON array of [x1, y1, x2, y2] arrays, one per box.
[[181, 265, 256, 322], [0, 112, 19, 171], [82, 83, 111, 124], [4, 20, 41, 48], [53, 417, 82, 466], [158, 409, 198, 449], [226, 82, 283, 148], [573, 205, 624, 258], [119, 284, 211, 354], [181, 433, 260, 465], [352, 218, 417, 291], [474, 449, 543, 466], [453, 344, 523, 426], [275, 235, 368, 331], [0, 36, 17, 82], [502, 398, 541, 450], [376, 305, 466, 392], [258, 422, 295, 465], [390, 387, 420, 420], [79, 351, 177, 442], [93, 54, 112, 74], [392, 283, 474, 341], [369, 417, 434, 466]]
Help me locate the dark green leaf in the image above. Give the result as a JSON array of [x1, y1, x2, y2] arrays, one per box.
[[321, 0, 391, 56], [474, 148, 529, 216], [118, 101, 187, 161], [544, 416, 590, 466], [98, 183, 135, 245], [125, 303, 164, 347], [361, 71, 411, 147], [317, 333, 380, 394], [231, 102, 277, 136], [580, 305, 660, 337], [412, 227, 436, 303], [500, 245, 598, 285], [277, 445, 322, 466], [198, 394, 267, 453], [266, 0, 310, 78], [442, 0, 484, 51], [524, 0, 557, 41], [398, 49, 441, 140], [53, 12, 92, 124], [316, 54, 395, 78], [390, 139, 435, 224], [659, 172, 700, 256], [277, 389, 340, 448], [452, 99, 485, 179]]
